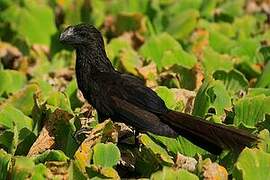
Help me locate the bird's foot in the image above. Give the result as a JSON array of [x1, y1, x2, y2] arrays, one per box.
[[74, 127, 92, 144]]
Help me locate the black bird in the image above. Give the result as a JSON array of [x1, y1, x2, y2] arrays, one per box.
[[59, 24, 257, 154]]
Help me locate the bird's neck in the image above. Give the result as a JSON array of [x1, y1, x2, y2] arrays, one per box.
[[76, 45, 114, 73]]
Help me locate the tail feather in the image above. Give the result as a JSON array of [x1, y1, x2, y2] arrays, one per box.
[[161, 111, 258, 154]]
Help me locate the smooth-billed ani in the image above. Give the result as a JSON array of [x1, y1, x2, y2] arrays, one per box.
[[59, 24, 257, 154]]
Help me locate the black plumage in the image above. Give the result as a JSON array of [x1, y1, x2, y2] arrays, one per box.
[[60, 24, 257, 154]]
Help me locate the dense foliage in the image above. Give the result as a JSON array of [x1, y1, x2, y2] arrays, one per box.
[[0, 0, 270, 179]]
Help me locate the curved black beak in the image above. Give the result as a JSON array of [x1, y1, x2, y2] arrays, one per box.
[[59, 26, 74, 43]]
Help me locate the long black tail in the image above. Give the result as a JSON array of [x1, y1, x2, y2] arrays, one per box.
[[161, 111, 258, 154]]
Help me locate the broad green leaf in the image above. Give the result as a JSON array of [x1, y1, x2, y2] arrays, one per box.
[[257, 129, 270, 153], [0, 0, 57, 45], [1, 84, 39, 116], [93, 143, 120, 168], [207, 81, 231, 116], [140, 134, 174, 165], [202, 47, 234, 75], [31, 164, 50, 180], [219, 0, 245, 17], [209, 31, 236, 54], [166, 9, 199, 40], [155, 86, 175, 109], [115, 13, 147, 34], [166, 0, 202, 14], [119, 48, 142, 75], [193, 80, 211, 117], [233, 148, 270, 180], [233, 95, 268, 127], [108, 0, 149, 14], [68, 161, 87, 180], [140, 33, 196, 69], [231, 38, 262, 64], [213, 69, 248, 96], [193, 80, 231, 117], [33, 150, 69, 164], [256, 61, 270, 88], [150, 167, 198, 180], [10, 156, 35, 179], [86, 165, 120, 179], [151, 135, 205, 157], [0, 70, 27, 96], [65, 79, 83, 110], [46, 91, 72, 113], [0, 105, 33, 133], [106, 37, 132, 62], [0, 150, 11, 180], [248, 88, 270, 97], [200, 0, 217, 19], [233, 15, 257, 39]]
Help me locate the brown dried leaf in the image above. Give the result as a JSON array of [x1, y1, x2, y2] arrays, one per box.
[[136, 63, 158, 88], [193, 63, 204, 90], [171, 88, 196, 113], [28, 108, 73, 156], [0, 42, 23, 70], [174, 153, 197, 172], [46, 161, 69, 180], [203, 159, 228, 180]]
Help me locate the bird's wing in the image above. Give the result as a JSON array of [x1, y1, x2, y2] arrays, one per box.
[[117, 73, 169, 114], [110, 96, 177, 137]]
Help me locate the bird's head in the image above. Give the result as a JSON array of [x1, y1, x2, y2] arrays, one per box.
[[59, 23, 104, 48]]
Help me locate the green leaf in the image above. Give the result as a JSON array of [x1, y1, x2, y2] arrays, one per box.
[[10, 156, 35, 179], [68, 161, 87, 180], [150, 167, 198, 180], [192, 80, 211, 117], [140, 33, 196, 69], [248, 88, 270, 97], [193, 80, 231, 117], [257, 129, 270, 153], [119, 48, 142, 75], [150, 135, 205, 157], [33, 150, 69, 164], [233, 148, 270, 180], [0, 105, 33, 133], [256, 61, 270, 88], [219, 0, 245, 17], [0, 0, 57, 45], [0, 70, 27, 96], [106, 37, 132, 62], [231, 38, 262, 64], [140, 134, 174, 165], [209, 31, 236, 54], [31, 164, 49, 180], [65, 79, 83, 110], [233, 15, 257, 39], [202, 47, 234, 75], [166, 9, 199, 40], [213, 69, 248, 96], [1, 84, 39, 116], [86, 165, 120, 179], [46, 91, 73, 113], [93, 143, 121, 168], [233, 95, 268, 127], [155, 86, 175, 109], [207, 81, 231, 116], [115, 13, 146, 34], [0, 150, 11, 180]]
